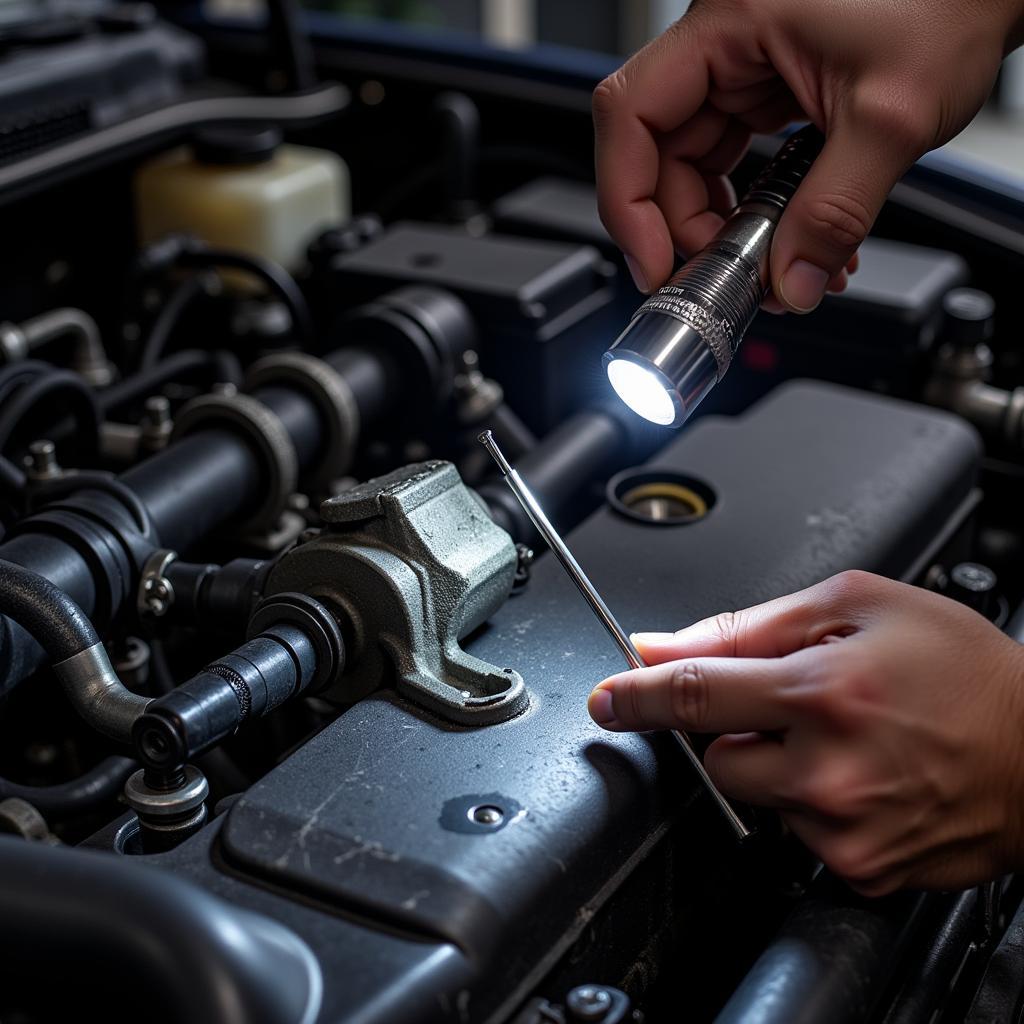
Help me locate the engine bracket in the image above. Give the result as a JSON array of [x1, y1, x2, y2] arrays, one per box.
[[266, 460, 528, 725]]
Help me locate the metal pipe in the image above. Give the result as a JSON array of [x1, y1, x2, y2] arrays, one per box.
[[478, 430, 750, 839], [5, 307, 115, 386]]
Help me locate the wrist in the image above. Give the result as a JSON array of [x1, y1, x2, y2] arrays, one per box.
[[997, 640, 1024, 871]]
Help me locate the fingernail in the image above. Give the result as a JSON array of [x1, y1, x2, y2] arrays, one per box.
[[624, 254, 650, 294], [588, 687, 618, 727], [631, 632, 674, 644], [779, 260, 829, 313]]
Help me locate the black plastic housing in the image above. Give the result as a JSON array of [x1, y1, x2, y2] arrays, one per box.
[[105, 381, 983, 1024], [328, 222, 618, 432]]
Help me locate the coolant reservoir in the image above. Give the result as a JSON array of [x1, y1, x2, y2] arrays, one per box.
[[135, 126, 349, 273]]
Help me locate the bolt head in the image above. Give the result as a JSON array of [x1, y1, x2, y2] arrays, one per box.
[[567, 986, 613, 1021], [469, 804, 503, 826]]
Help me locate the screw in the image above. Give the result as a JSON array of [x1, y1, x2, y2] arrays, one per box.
[[141, 396, 173, 451], [142, 577, 172, 616], [142, 395, 172, 427], [566, 986, 613, 1022], [25, 440, 60, 480], [470, 805, 503, 826]]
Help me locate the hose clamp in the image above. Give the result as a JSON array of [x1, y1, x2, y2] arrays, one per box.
[[245, 352, 359, 486]]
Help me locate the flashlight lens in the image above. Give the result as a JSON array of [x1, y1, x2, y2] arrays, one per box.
[[606, 359, 676, 426]]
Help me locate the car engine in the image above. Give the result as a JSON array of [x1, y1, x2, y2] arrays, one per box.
[[2, 3, 1024, 1023]]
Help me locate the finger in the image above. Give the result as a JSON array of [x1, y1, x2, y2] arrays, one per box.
[[593, 22, 711, 291], [709, 78, 785, 115], [630, 570, 884, 665], [655, 164, 724, 257], [772, 100, 925, 313], [734, 91, 803, 136], [704, 733, 794, 806], [827, 268, 849, 294], [697, 119, 750, 176], [588, 655, 799, 734]]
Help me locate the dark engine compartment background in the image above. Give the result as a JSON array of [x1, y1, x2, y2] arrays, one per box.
[[0, 5, 1023, 1024]]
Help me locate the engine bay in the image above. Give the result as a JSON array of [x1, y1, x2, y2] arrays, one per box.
[[2, 5, 1024, 1023]]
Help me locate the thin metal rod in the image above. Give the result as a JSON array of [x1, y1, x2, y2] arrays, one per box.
[[479, 430, 751, 839]]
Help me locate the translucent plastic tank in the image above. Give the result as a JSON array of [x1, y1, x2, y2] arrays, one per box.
[[135, 126, 349, 274]]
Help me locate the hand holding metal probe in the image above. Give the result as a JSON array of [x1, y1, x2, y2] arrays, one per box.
[[479, 429, 751, 839]]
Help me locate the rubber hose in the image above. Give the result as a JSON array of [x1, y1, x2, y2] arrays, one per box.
[[0, 558, 99, 663], [0, 756, 136, 816], [100, 348, 243, 414], [0, 370, 101, 454], [179, 248, 314, 346]]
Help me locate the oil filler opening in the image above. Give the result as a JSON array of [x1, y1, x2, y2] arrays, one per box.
[[607, 469, 717, 526]]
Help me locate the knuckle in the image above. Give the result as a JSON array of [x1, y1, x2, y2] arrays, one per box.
[[669, 661, 712, 731], [791, 775, 840, 817], [789, 760, 863, 818], [592, 73, 626, 126], [851, 84, 933, 154], [828, 569, 878, 604], [803, 192, 874, 253], [710, 609, 740, 656], [824, 843, 873, 884]]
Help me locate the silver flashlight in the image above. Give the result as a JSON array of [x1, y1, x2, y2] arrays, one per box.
[[604, 125, 825, 427]]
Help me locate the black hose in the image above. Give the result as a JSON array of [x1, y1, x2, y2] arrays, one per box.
[[179, 248, 314, 346], [0, 369, 101, 455], [137, 275, 211, 371], [99, 348, 243, 415], [0, 359, 51, 405], [27, 472, 153, 538], [0, 559, 98, 663], [0, 453, 25, 501], [0, 836, 323, 1024], [0, 756, 135, 816]]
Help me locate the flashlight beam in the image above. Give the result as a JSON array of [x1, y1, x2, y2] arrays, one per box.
[[478, 429, 751, 840]]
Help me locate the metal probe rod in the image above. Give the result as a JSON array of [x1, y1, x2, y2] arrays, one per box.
[[478, 430, 750, 839]]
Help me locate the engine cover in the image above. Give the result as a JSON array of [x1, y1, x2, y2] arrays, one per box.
[[141, 381, 981, 1023]]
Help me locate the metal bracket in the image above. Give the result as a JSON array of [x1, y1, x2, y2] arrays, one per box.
[[138, 549, 177, 620], [266, 460, 528, 725]]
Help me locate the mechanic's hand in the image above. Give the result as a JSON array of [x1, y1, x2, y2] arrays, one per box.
[[593, 0, 1022, 311], [588, 570, 1024, 895]]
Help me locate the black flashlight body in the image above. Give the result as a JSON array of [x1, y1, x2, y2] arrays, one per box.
[[605, 125, 826, 427]]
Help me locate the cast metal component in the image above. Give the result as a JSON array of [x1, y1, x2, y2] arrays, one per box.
[[53, 642, 152, 742], [138, 548, 177, 620], [925, 288, 1024, 448], [479, 430, 750, 839], [266, 459, 527, 724], [604, 125, 825, 427], [171, 391, 299, 532], [245, 351, 360, 485]]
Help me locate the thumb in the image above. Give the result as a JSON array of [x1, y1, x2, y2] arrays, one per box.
[[771, 112, 920, 313]]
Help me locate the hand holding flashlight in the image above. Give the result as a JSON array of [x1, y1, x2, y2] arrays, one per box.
[[604, 126, 824, 428]]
